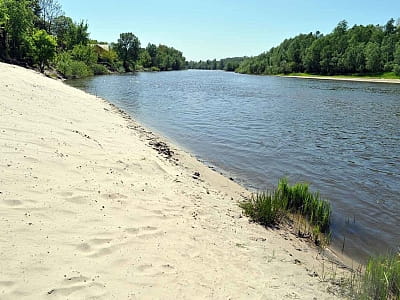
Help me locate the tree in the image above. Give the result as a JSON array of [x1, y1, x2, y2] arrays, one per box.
[[0, 0, 8, 59], [31, 29, 56, 72], [74, 20, 89, 46], [146, 42, 157, 66], [70, 44, 97, 66], [51, 15, 74, 49], [384, 18, 396, 35], [139, 49, 152, 68], [365, 42, 381, 73], [2, 0, 35, 60], [51, 17, 89, 50], [39, 0, 62, 32], [114, 32, 140, 71]]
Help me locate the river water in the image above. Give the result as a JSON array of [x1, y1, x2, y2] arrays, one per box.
[[67, 70, 400, 263]]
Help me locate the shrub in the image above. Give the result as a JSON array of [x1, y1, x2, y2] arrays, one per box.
[[91, 63, 109, 75], [70, 44, 98, 66], [393, 64, 400, 76], [55, 52, 93, 79]]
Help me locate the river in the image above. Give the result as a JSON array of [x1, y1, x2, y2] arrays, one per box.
[[67, 70, 400, 263]]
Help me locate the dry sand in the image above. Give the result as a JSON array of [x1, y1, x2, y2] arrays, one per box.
[[281, 74, 400, 84], [0, 62, 348, 299]]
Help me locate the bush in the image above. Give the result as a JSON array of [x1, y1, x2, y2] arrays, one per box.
[[393, 64, 400, 76], [55, 52, 93, 79], [91, 63, 109, 75], [70, 44, 98, 66]]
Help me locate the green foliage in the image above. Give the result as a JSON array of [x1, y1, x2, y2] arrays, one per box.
[[70, 44, 97, 66], [55, 51, 93, 78], [31, 29, 57, 72], [146, 43, 157, 66], [155, 44, 186, 71], [237, 19, 400, 77], [1, 0, 35, 60], [240, 178, 331, 235], [38, 0, 63, 33], [114, 32, 140, 71], [91, 63, 109, 75], [188, 57, 246, 72], [355, 253, 400, 300], [139, 49, 152, 68], [394, 65, 400, 76]]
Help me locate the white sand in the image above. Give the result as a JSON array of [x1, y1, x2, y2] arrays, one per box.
[[0, 63, 347, 299]]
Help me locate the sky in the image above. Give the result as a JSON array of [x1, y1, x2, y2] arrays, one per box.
[[58, 0, 400, 61]]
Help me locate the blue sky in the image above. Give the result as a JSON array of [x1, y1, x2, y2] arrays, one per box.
[[58, 0, 399, 61]]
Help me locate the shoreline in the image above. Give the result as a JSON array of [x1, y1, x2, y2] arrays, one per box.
[[0, 62, 349, 298], [280, 74, 400, 84]]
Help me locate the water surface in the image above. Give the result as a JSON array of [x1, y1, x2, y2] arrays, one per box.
[[67, 70, 400, 262]]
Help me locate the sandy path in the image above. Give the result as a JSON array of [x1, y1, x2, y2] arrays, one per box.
[[0, 63, 346, 299]]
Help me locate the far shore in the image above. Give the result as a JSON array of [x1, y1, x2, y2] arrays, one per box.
[[280, 74, 400, 84]]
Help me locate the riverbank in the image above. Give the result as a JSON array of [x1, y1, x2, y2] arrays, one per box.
[[0, 62, 348, 299], [280, 74, 400, 84]]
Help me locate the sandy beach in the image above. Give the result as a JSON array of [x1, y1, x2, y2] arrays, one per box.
[[0, 62, 347, 299], [281, 75, 400, 84]]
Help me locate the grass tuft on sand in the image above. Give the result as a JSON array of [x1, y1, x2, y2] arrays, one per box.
[[240, 178, 331, 244]]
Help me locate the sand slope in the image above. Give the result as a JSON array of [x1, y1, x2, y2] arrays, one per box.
[[0, 63, 345, 299]]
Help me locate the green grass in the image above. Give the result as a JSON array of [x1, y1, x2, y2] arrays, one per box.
[[277, 178, 331, 233], [354, 253, 400, 300], [239, 191, 286, 226], [240, 178, 331, 239]]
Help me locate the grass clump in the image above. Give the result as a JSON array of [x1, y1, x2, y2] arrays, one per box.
[[240, 178, 331, 241], [239, 191, 286, 226], [277, 178, 331, 233], [355, 253, 400, 300]]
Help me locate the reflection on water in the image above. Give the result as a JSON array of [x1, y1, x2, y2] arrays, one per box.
[[67, 70, 400, 263]]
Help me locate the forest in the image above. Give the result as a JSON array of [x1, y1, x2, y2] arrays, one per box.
[[187, 57, 246, 72], [0, 0, 187, 78], [236, 19, 400, 77]]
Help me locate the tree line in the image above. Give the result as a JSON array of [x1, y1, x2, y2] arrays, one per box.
[[188, 57, 246, 72], [0, 0, 187, 78], [236, 19, 400, 76]]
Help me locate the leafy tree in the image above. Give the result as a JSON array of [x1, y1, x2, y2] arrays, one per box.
[[74, 20, 89, 46], [237, 18, 400, 76], [384, 18, 396, 35], [38, 0, 62, 32], [70, 44, 97, 66], [31, 28, 56, 72], [0, 0, 8, 59], [2, 0, 35, 60], [365, 42, 381, 72], [114, 32, 140, 71], [51, 16, 89, 50], [139, 49, 152, 68], [51, 15, 74, 49], [146, 42, 157, 66], [394, 42, 400, 65]]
